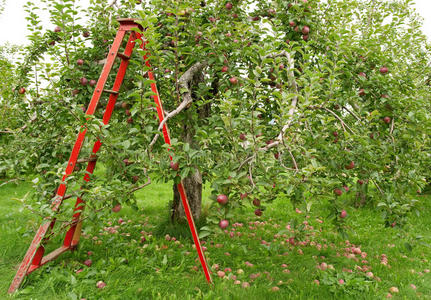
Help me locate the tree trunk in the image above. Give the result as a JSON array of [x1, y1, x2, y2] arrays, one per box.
[[170, 66, 212, 223]]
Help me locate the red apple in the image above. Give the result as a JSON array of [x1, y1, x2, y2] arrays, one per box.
[[274, 152, 280, 159], [83, 31, 90, 38], [240, 193, 248, 199], [239, 133, 246, 141], [302, 25, 310, 35], [345, 161, 355, 170], [89, 79, 97, 86], [219, 219, 229, 229], [229, 77, 238, 84], [80, 77, 88, 85], [383, 116, 391, 124], [333, 131, 338, 137], [302, 35, 309, 41], [340, 210, 347, 218], [77, 59, 84, 66], [18, 87, 26, 94], [379, 66, 388, 74], [112, 204, 122, 213], [252, 16, 260, 21], [96, 281, 106, 289], [289, 21, 296, 27], [84, 259, 92, 267], [359, 72, 366, 78], [217, 194, 228, 205], [125, 109, 131, 116], [294, 26, 299, 32], [334, 188, 343, 196], [221, 66, 228, 72], [170, 161, 179, 171], [252, 198, 261, 207], [225, 2, 233, 9], [54, 26, 62, 32], [357, 179, 364, 185], [254, 209, 262, 216]]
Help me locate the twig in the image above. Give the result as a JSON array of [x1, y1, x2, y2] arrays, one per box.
[[323, 107, 355, 134], [129, 177, 151, 193], [288, 149, 299, 172], [370, 178, 384, 195], [342, 105, 362, 122]]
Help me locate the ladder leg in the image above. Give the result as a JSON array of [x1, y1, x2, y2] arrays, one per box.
[[64, 32, 139, 248], [139, 35, 212, 283]]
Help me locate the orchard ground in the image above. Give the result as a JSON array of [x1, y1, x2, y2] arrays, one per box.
[[1, 180, 431, 299]]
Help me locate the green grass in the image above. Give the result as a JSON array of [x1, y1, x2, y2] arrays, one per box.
[[1, 180, 431, 299]]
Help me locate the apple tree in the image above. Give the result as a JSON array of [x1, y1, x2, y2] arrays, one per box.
[[0, 0, 430, 231]]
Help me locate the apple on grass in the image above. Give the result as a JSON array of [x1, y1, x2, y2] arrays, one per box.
[[254, 209, 262, 216], [340, 210, 347, 218]]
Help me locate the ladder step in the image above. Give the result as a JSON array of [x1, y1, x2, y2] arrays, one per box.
[[103, 89, 119, 95], [27, 246, 70, 274], [117, 52, 131, 60]]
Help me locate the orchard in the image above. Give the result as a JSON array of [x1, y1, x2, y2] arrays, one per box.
[[0, 0, 431, 298]]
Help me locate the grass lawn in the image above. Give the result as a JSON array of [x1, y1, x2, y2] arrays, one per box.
[[1, 179, 431, 299]]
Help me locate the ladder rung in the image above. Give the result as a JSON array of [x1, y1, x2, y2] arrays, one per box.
[[103, 89, 119, 95], [27, 246, 70, 274], [117, 52, 131, 60]]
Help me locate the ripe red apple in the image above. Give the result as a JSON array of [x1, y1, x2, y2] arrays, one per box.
[[359, 88, 365, 96], [383, 116, 391, 124], [225, 2, 233, 9], [89, 79, 97, 86], [170, 161, 179, 171], [302, 25, 310, 35], [217, 194, 228, 205], [254, 209, 262, 216], [96, 281, 106, 289], [77, 59, 84, 66], [80, 77, 88, 85], [239, 133, 246, 141], [229, 77, 238, 84], [357, 179, 364, 185], [221, 66, 228, 72], [83, 31, 90, 38], [18, 87, 26, 94], [379, 66, 388, 74], [54, 26, 62, 32], [345, 161, 355, 170], [289, 21, 296, 27], [340, 210, 347, 218], [112, 204, 122, 213], [294, 26, 299, 32], [219, 219, 229, 229], [302, 35, 309, 41], [334, 188, 343, 196], [359, 72, 366, 78], [252, 198, 261, 207], [127, 117, 133, 124], [84, 259, 92, 267]]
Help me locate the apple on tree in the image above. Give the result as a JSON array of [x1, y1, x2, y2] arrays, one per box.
[[217, 194, 228, 205]]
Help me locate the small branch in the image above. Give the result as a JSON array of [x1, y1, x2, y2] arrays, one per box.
[[342, 106, 362, 122], [248, 165, 256, 189], [322, 107, 355, 134], [128, 177, 151, 194], [370, 178, 384, 196], [148, 61, 207, 151], [288, 149, 299, 172], [237, 154, 256, 171]]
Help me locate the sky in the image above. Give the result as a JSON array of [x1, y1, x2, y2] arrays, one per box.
[[0, 0, 430, 45]]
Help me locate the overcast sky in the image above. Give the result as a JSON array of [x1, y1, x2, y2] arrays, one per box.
[[0, 0, 430, 45]]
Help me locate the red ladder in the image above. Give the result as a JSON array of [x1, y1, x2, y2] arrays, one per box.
[[8, 18, 212, 294]]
